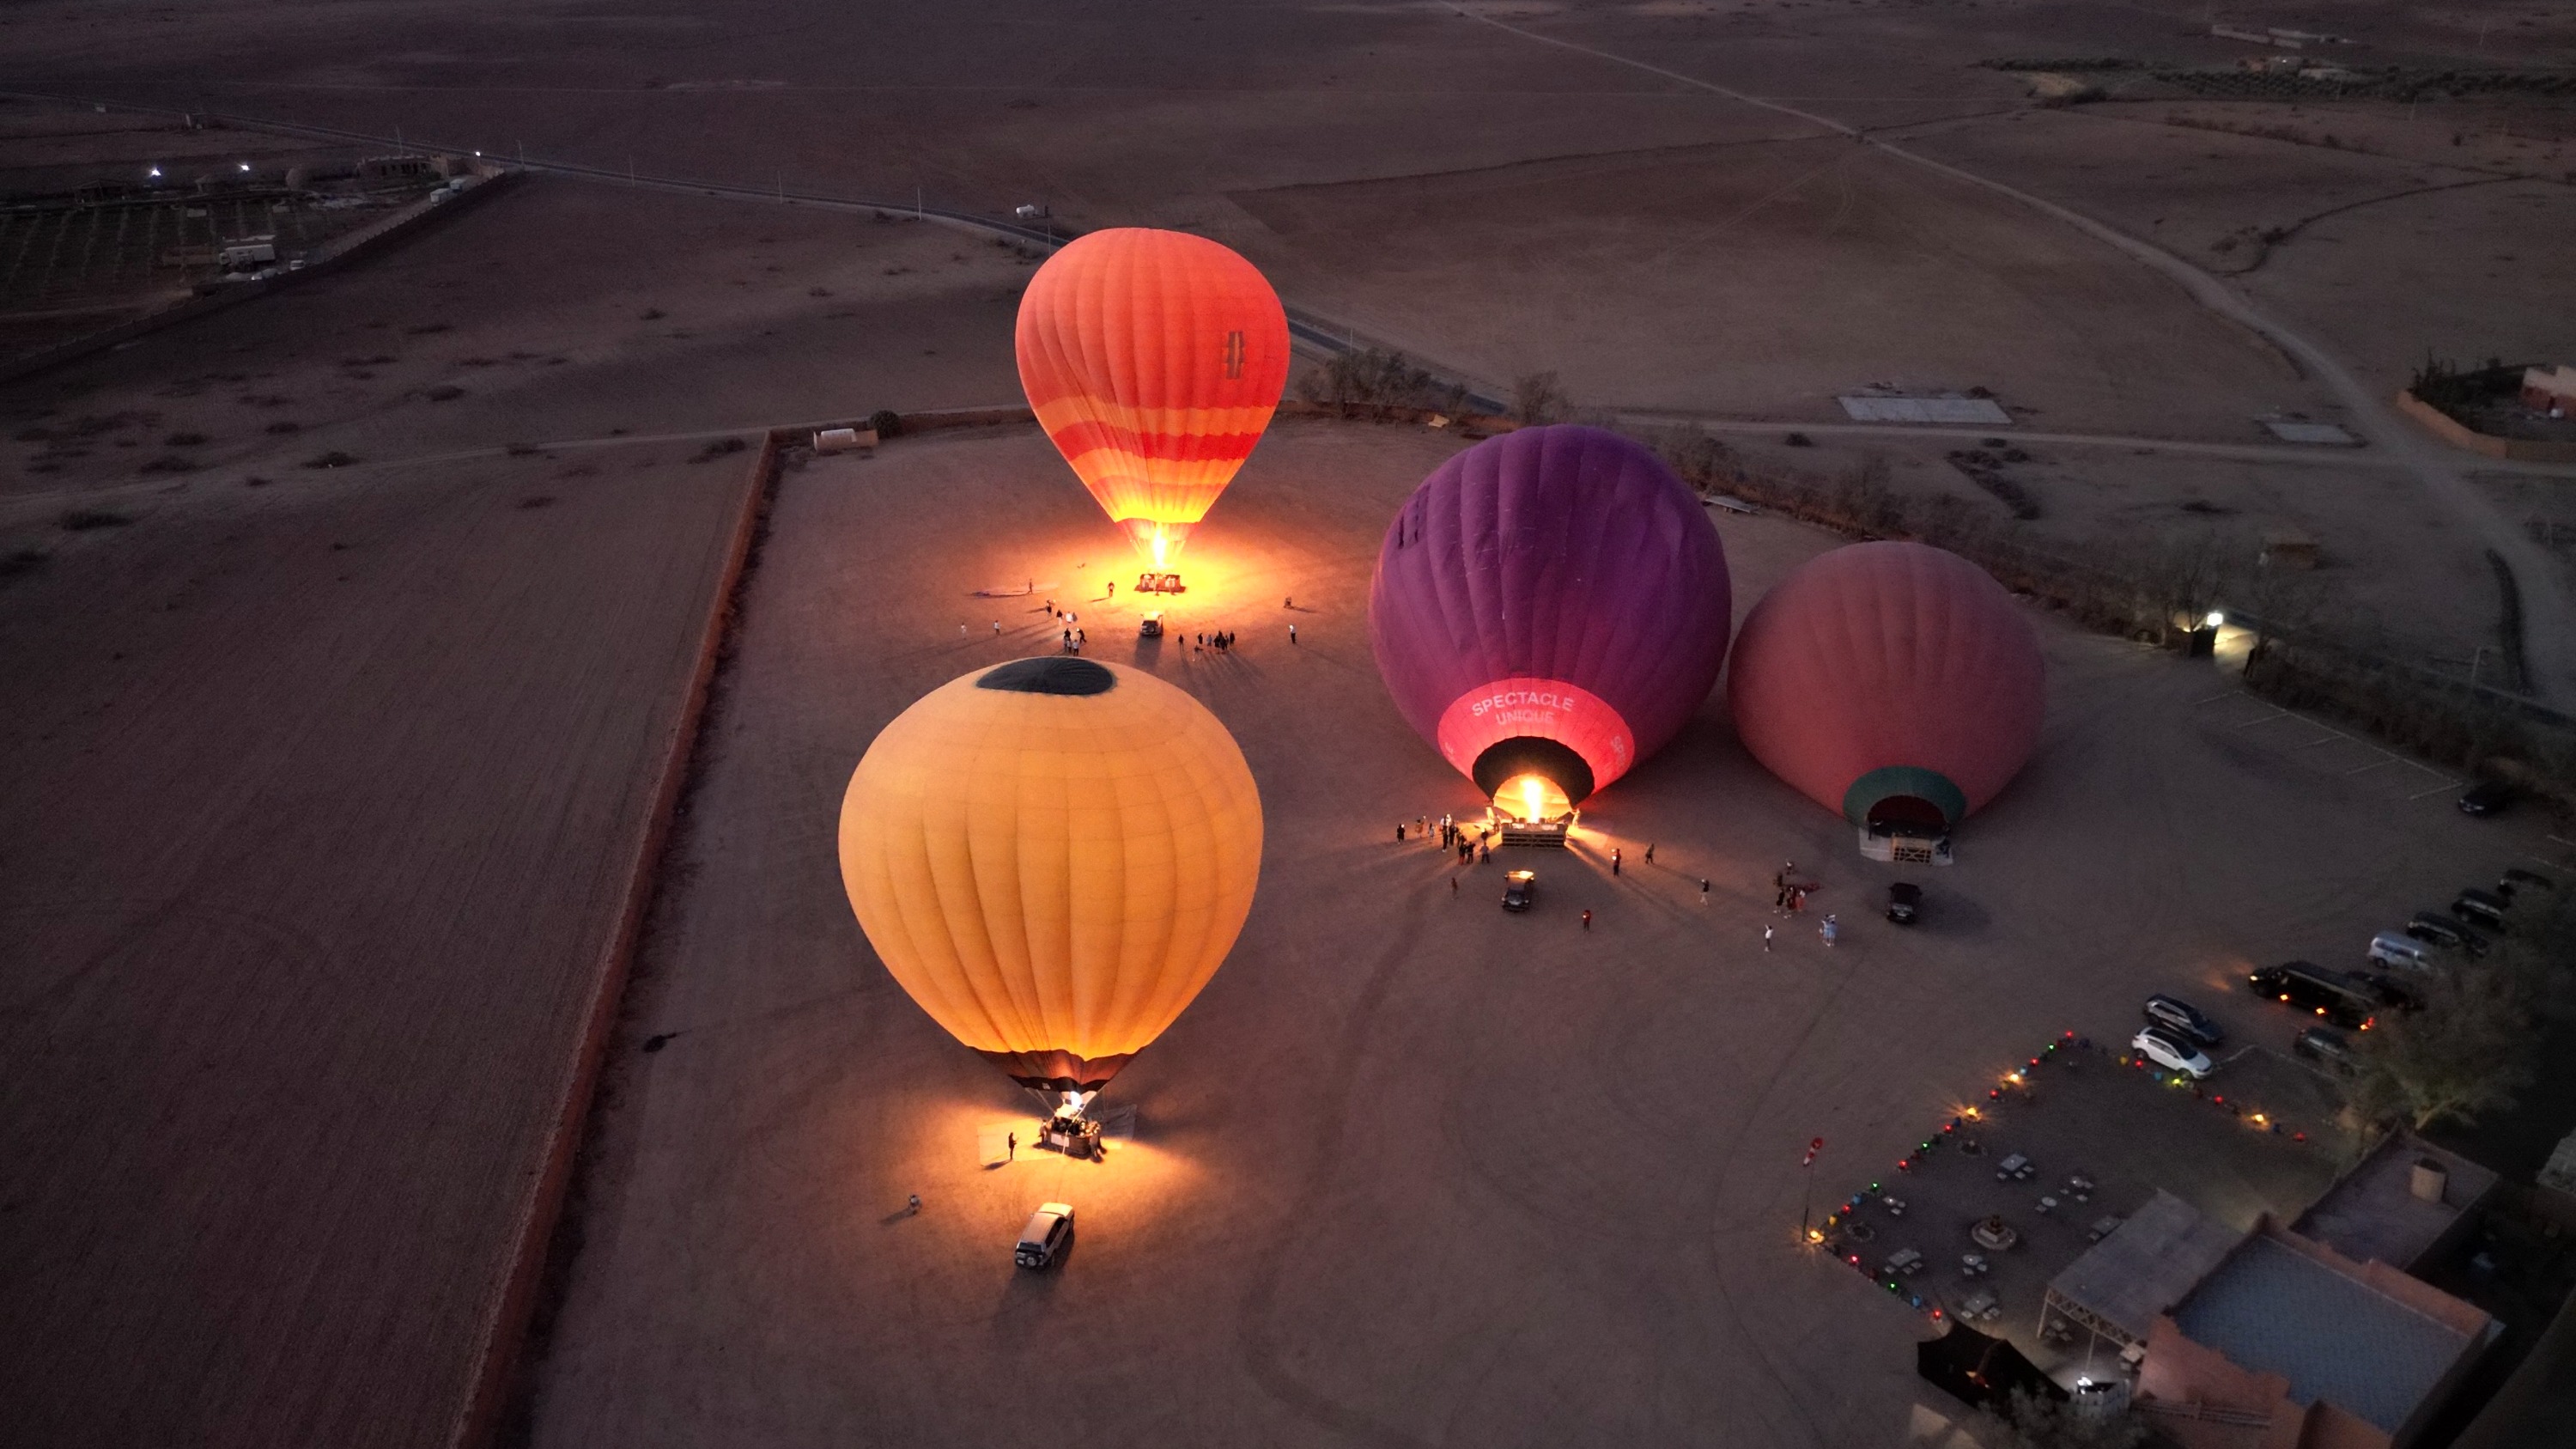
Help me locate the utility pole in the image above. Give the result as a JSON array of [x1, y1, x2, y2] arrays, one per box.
[[1799, 1137, 1825, 1240]]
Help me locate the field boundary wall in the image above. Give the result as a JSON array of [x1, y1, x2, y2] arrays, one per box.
[[447, 431, 777, 1449]]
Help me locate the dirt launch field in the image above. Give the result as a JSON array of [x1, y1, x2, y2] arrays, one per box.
[[526, 420, 2556, 1448]]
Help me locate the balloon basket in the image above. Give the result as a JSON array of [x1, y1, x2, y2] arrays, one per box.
[[1858, 823, 1953, 866], [1038, 1115, 1105, 1162], [1485, 806, 1577, 849]]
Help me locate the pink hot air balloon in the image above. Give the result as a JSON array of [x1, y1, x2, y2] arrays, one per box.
[[1369, 425, 1732, 821], [1728, 541, 2044, 831]]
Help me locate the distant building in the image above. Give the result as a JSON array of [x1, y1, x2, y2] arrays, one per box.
[[2522, 365, 2575, 415]]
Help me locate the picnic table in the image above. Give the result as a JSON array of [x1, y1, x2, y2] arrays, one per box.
[[1958, 1289, 2001, 1321], [2088, 1215, 2124, 1242], [1995, 1153, 2034, 1181], [1881, 1248, 1924, 1278]]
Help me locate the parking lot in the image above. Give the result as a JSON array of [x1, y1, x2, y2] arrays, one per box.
[[1816, 1030, 2346, 1379]]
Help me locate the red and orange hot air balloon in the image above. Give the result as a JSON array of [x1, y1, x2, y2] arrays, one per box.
[[1016, 228, 1290, 569]]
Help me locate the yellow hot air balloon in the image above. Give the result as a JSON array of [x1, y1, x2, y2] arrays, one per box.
[[837, 657, 1262, 1105]]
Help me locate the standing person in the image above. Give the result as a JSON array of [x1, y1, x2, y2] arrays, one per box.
[[1611, 848, 1622, 876], [1763, 925, 1773, 953], [1076, 627, 1085, 644], [1285, 596, 1292, 609], [907, 1194, 921, 1215], [1290, 623, 1297, 644], [959, 624, 968, 637], [1644, 843, 1656, 865], [992, 621, 1001, 634], [1108, 580, 1115, 598], [1450, 876, 1459, 897], [1821, 914, 1838, 947], [1007, 1131, 1017, 1161], [1581, 909, 1593, 931], [1699, 877, 1711, 904], [1396, 823, 1406, 843]]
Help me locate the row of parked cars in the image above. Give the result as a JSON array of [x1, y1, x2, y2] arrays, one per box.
[[2127, 866, 2553, 1081], [2269, 866, 2549, 1074]]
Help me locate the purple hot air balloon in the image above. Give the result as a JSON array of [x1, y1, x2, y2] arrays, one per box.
[[1369, 424, 1733, 819]]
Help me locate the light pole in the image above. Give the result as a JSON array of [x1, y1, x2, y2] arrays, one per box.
[[1800, 1136, 1825, 1240]]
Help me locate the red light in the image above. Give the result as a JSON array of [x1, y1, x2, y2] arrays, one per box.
[[2029, 1057, 2041, 1067], [2062, 1031, 2075, 1039]]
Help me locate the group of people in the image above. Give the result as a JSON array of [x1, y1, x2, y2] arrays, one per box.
[[1197, 630, 1236, 652]]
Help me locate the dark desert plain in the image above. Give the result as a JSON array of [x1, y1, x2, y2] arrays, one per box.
[[3, 2, 2574, 1447]]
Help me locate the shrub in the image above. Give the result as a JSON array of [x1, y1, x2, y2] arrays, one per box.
[[1297, 349, 1468, 419], [866, 409, 902, 439]]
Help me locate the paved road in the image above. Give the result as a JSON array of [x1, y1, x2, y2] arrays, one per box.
[[1438, 3, 2576, 707]]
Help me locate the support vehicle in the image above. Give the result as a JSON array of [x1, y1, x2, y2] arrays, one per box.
[[2246, 963, 2376, 1032], [1014, 1202, 1075, 1269]]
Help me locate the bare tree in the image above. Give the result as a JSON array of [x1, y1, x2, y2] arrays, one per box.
[[2347, 941, 2547, 1132], [1510, 370, 1564, 425]]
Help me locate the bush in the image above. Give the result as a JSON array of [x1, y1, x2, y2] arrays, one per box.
[[866, 409, 902, 439], [1297, 349, 1468, 419]]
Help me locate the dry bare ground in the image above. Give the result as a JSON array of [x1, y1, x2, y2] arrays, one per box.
[[530, 420, 2557, 1447], [0, 442, 756, 1447]]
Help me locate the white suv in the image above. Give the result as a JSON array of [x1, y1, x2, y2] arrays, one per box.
[[2131, 1027, 2213, 1080], [1015, 1202, 1075, 1269]]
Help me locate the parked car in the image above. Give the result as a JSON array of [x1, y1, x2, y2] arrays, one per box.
[[1138, 611, 1163, 639], [1886, 882, 1923, 924], [2457, 779, 2514, 816], [1014, 1202, 1076, 1269], [2132, 1026, 2214, 1080], [2453, 888, 2511, 932], [2142, 994, 2223, 1050], [2367, 931, 2434, 974], [2293, 1026, 2359, 1075], [2500, 867, 2555, 898], [2405, 912, 2486, 957], [2349, 971, 2424, 1013], [1502, 870, 1537, 911], [2246, 963, 2377, 1032]]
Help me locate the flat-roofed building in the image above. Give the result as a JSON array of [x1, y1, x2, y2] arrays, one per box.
[[2138, 1223, 2497, 1449]]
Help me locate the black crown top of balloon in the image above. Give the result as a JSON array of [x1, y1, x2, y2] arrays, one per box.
[[978, 658, 1117, 696]]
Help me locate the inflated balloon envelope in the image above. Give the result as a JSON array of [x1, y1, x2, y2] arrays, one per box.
[[1016, 228, 1290, 568], [837, 657, 1263, 1104], [1368, 424, 1734, 817], [1728, 540, 2044, 831]]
